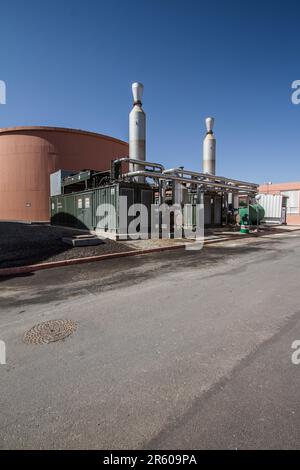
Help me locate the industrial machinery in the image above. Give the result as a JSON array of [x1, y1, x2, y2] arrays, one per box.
[[50, 82, 259, 239], [238, 203, 265, 226], [51, 180, 153, 238]]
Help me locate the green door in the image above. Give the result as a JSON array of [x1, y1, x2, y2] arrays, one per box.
[[83, 193, 93, 229], [75, 193, 93, 230]]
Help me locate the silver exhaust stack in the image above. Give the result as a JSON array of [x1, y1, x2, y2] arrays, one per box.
[[203, 117, 216, 175], [129, 82, 146, 182]]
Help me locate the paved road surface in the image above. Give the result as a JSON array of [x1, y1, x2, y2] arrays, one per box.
[[1, 232, 300, 449]]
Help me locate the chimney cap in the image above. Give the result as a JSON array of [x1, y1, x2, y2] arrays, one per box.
[[205, 117, 215, 133], [132, 82, 144, 105]]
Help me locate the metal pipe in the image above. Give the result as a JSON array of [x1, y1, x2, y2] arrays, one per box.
[[113, 157, 164, 172], [122, 170, 257, 194], [163, 168, 258, 188], [163, 168, 258, 189]]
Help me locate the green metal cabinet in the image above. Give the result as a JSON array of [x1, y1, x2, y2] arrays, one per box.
[[51, 182, 154, 237]]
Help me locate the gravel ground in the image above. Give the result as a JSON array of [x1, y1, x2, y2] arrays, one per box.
[[0, 222, 133, 268], [1, 222, 298, 269]]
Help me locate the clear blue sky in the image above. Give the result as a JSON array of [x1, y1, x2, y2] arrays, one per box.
[[0, 0, 299, 183]]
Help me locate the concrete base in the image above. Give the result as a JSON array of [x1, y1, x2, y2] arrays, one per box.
[[94, 229, 118, 240], [62, 235, 105, 247], [94, 229, 151, 241]]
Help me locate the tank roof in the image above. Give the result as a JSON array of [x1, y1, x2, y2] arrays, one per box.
[[0, 126, 127, 146]]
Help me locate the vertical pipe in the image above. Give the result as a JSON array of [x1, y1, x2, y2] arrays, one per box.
[[129, 82, 146, 182], [203, 117, 216, 175]]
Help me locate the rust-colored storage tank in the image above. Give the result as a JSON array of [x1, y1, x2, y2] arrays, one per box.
[[0, 126, 128, 222]]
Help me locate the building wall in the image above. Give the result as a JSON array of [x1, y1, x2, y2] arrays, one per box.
[[0, 127, 128, 222], [259, 182, 300, 225]]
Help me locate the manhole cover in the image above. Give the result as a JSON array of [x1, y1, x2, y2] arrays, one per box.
[[23, 319, 77, 345]]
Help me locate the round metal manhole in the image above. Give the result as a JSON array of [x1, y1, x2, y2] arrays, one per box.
[[23, 319, 77, 345]]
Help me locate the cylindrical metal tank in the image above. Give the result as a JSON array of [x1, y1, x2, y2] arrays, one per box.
[[0, 126, 128, 222]]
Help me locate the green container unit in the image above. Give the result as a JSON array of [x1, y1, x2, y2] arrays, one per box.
[[51, 182, 154, 238], [94, 182, 153, 238], [239, 204, 265, 226], [51, 191, 93, 230]]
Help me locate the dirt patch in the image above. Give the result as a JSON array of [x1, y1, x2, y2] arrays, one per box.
[[0, 223, 133, 268]]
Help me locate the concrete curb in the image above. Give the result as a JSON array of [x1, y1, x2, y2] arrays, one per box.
[[0, 244, 187, 277], [1, 228, 299, 277]]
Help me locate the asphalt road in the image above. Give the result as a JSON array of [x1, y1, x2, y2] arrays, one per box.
[[1, 232, 300, 449]]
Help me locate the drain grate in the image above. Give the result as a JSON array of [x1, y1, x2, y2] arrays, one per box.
[[23, 319, 77, 345]]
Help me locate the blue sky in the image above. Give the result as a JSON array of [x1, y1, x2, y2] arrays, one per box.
[[0, 0, 299, 183]]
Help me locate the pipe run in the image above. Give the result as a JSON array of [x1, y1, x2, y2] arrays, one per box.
[[122, 170, 257, 194], [113, 157, 164, 172], [162, 168, 258, 189]]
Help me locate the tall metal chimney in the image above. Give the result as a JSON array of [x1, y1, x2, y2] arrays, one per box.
[[129, 82, 146, 180], [203, 117, 216, 175]]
